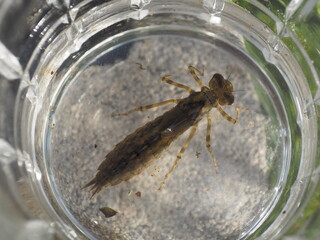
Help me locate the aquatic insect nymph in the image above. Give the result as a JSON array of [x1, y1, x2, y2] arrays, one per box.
[[83, 66, 239, 197]]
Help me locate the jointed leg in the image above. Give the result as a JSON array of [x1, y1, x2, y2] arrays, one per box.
[[216, 106, 239, 124], [162, 75, 195, 93], [111, 99, 179, 117], [188, 65, 204, 88], [206, 114, 218, 174], [159, 123, 198, 190]]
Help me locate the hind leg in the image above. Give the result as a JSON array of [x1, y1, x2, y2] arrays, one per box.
[[159, 123, 198, 190], [111, 99, 180, 117]]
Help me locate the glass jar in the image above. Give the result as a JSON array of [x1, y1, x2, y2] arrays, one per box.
[[0, 0, 319, 239]]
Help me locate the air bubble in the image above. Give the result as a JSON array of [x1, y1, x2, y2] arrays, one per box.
[[302, 98, 316, 119], [203, 0, 225, 14], [131, 0, 151, 10]]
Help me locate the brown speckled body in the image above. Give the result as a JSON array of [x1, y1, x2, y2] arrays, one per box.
[[83, 69, 238, 197], [84, 90, 217, 196]]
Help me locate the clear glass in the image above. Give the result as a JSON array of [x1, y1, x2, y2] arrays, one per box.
[[0, 0, 319, 240]]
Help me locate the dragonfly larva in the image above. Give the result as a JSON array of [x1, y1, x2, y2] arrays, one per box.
[[83, 66, 239, 198]]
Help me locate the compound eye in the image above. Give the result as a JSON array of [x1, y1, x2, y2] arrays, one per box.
[[209, 73, 225, 89], [225, 92, 234, 104], [219, 92, 234, 105], [224, 81, 234, 92]]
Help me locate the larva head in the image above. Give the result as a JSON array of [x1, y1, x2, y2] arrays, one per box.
[[209, 73, 234, 106]]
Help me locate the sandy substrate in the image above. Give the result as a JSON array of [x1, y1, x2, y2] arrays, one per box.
[[49, 35, 273, 240]]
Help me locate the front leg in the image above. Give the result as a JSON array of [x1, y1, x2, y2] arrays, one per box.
[[205, 114, 218, 174]]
